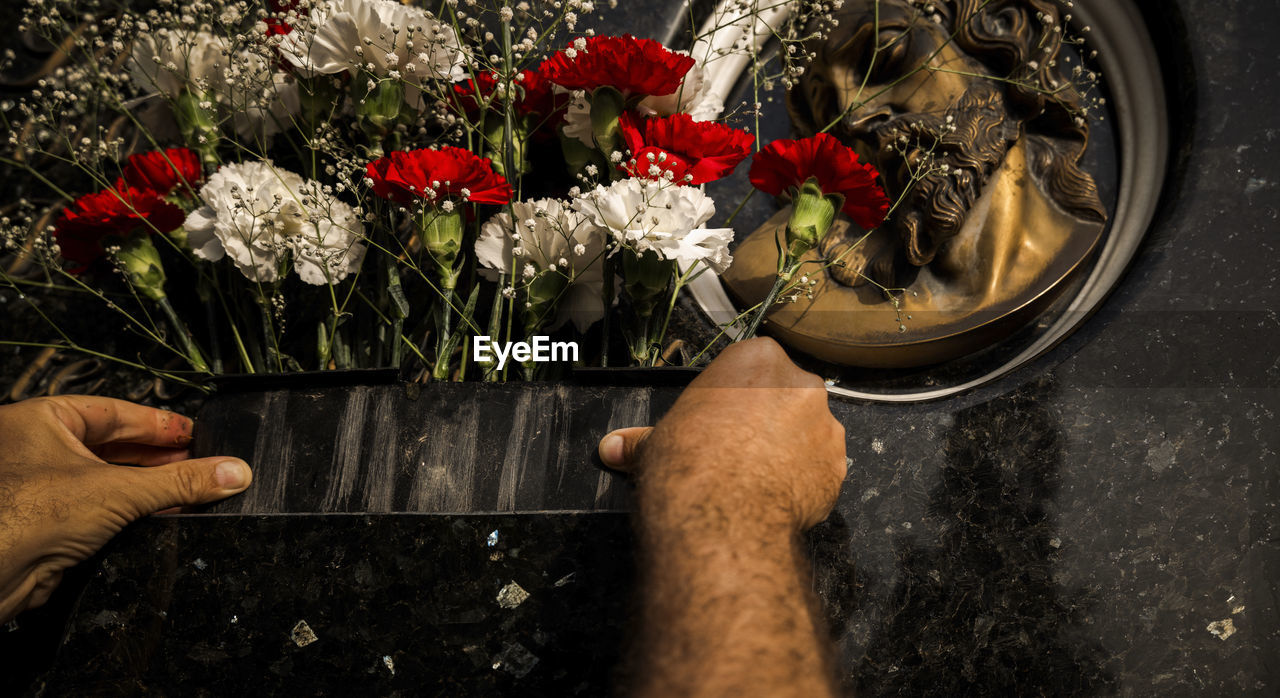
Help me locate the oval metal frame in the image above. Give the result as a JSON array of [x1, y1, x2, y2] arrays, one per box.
[[684, 0, 1169, 402]]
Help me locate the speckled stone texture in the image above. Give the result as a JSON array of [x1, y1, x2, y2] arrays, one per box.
[[36, 515, 635, 696], [8, 0, 1280, 695]]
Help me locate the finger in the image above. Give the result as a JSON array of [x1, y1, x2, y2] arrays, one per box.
[[598, 427, 653, 471], [93, 444, 191, 467], [116, 456, 252, 514], [39, 395, 193, 448]]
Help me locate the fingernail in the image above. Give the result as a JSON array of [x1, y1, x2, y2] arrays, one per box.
[[600, 434, 624, 466], [214, 459, 250, 490]]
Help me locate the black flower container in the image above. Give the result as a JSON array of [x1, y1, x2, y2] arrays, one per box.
[[190, 369, 700, 515]]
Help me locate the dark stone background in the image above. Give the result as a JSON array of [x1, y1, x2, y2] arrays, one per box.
[[2, 0, 1278, 695]]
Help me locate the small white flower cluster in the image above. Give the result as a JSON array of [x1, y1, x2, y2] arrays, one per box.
[[0, 204, 59, 266], [624, 150, 695, 185], [185, 161, 366, 286], [692, 0, 833, 95]]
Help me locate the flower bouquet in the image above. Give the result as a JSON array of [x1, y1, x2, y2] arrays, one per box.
[[0, 0, 1101, 390]]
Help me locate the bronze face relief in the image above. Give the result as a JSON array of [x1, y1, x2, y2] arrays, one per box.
[[723, 0, 1108, 367]]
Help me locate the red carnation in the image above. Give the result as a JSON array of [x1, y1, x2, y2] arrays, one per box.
[[122, 148, 203, 196], [263, 16, 293, 37], [748, 132, 890, 230], [54, 184, 185, 268], [618, 112, 754, 185], [522, 65, 572, 120], [539, 34, 695, 98], [453, 68, 568, 119], [365, 147, 512, 207]]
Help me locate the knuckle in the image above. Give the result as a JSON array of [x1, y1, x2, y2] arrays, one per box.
[[723, 336, 783, 364], [797, 369, 826, 390], [26, 396, 63, 420], [24, 398, 80, 439], [746, 336, 784, 355], [170, 464, 208, 504], [628, 428, 654, 464]]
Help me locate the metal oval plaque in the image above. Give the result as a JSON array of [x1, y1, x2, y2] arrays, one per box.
[[684, 0, 1168, 402]]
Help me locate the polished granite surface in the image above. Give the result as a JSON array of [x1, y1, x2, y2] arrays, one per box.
[[5, 0, 1280, 694], [35, 515, 635, 696]]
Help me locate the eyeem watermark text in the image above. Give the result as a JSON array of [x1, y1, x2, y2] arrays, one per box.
[[473, 336, 579, 370]]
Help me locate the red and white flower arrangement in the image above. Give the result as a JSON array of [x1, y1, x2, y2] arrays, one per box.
[[1, 0, 916, 383]]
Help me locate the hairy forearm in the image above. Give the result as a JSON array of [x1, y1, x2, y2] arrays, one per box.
[[628, 481, 839, 698]]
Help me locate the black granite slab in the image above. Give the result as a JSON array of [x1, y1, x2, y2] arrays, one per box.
[[187, 381, 684, 514], [32, 514, 635, 697], [7, 0, 1280, 694]]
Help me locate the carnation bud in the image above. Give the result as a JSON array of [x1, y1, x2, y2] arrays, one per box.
[[114, 234, 168, 302], [420, 208, 464, 289], [785, 178, 842, 259], [354, 76, 406, 154], [588, 85, 625, 162], [174, 90, 220, 166]]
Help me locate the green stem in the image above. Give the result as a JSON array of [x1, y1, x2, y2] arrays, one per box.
[[432, 273, 458, 381], [156, 296, 210, 374], [725, 189, 757, 227], [600, 255, 615, 367], [196, 277, 224, 374], [651, 272, 690, 366], [0, 340, 207, 389], [740, 257, 799, 340], [259, 299, 282, 372], [630, 308, 655, 365]]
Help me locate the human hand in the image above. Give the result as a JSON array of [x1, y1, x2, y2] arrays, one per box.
[[0, 395, 252, 621], [598, 337, 847, 534]]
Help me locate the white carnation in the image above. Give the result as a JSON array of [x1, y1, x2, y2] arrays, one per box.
[[234, 72, 303, 144], [476, 198, 607, 332], [637, 62, 723, 121], [279, 0, 467, 100], [185, 161, 365, 285], [129, 29, 300, 146], [289, 183, 367, 286], [561, 90, 593, 149], [572, 179, 734, 274], [129, 29, 232, 100]]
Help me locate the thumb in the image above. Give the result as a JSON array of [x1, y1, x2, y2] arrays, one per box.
[[598, 427, 653, 472], [128, 456, 253, 513]]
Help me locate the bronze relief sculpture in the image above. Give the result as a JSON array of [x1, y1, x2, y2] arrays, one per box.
[[723, 0, 1109, 367]]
